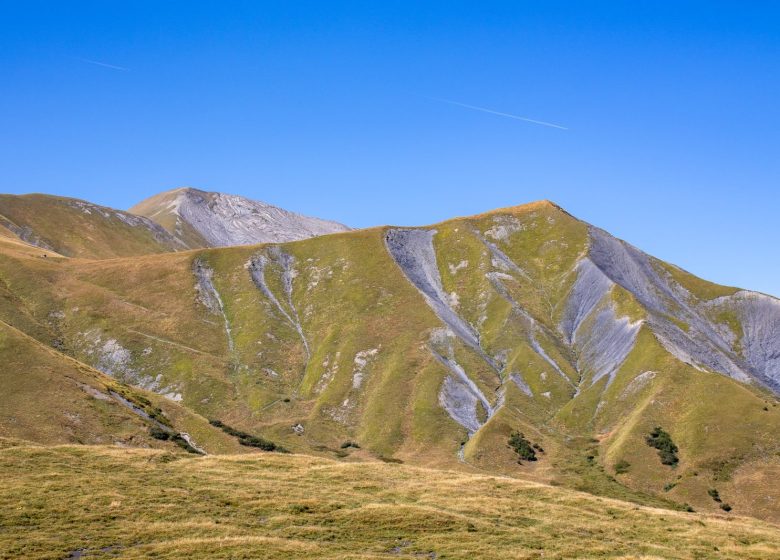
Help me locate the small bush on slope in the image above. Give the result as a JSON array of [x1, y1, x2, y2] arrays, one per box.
[[508, 432, 538, 463], [614, 460, 631, 475], [646, 426, 679, 467]]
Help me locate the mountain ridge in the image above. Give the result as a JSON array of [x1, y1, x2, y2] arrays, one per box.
[[130, 186, 350, 248], [0, 191, 779, 522]]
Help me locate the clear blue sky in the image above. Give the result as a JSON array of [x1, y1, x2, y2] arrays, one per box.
[[1, 2, 778, 295]]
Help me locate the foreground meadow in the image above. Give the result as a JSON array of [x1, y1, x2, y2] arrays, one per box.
[[1, 442, 780, 559]]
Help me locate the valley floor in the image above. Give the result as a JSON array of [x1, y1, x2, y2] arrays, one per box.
[[1, 442, 779, 559]]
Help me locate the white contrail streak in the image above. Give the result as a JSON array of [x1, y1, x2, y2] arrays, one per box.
[[430, 97, 568, 130], [75, 57, 129, 71]]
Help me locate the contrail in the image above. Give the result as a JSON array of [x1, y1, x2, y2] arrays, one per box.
[[429, 97, 568, 130], [74, 57, 129, 71]]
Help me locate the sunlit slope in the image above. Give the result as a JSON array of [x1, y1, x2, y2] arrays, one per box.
[[1, 200, 779, 520], [3, 444, 780, 560], [0, 194, 186, 258], [0, 318, 243, 454]]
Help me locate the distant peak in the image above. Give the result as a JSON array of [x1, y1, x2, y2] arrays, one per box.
[[468, 199, 574, 220]]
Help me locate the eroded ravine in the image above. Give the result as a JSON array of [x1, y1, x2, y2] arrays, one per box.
[[193, 258, 235, 352], [247, 248, 311, 360], [385, 228, 503, 438]]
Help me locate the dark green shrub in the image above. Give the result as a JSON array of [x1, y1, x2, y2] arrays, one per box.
[[708, 488, 721, 502], [209, 419, 287, 453], [149, 426, 170, 440], [508, 432, 537, 463], [720, 503, 732, 512], [645, 427, 679, 467], [614, 460, 630, 475], [171, 434, 202, 454]]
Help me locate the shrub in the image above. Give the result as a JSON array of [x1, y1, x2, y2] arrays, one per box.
[[149, 426, 170, 440], [645, 427, 679, 467], [340, 441, 360, 449], [508, 432, 537, 463], [720, 503, 732, 512], [614, 460, 631, 475], [170, 434, 202, 455], [708, 488, 721, 503], [209, 419, 288, 453]]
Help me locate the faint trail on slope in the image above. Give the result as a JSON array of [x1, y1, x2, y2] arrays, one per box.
[[125, 329, 218, 358]]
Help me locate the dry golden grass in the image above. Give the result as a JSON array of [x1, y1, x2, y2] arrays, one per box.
[[1, 444, 779, 559]]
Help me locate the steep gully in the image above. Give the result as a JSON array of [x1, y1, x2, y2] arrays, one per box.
[[385, 227, 642, 450]]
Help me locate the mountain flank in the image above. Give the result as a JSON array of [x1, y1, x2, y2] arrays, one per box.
[[1, 193, 779, 523]]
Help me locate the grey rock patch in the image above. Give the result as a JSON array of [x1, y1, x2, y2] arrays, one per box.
[[385, 229, 499, 373], [575, 307, 641, 387], [620, 371, 656, 400], [510, 373, 533, 397], [560, 258, 614, 344], [193, 258, 234, 352], [351, 348, 379, 389], [587, 226, 756, 386], [438, 375, 482, 434], [429, 329, 496, 434], [248, 248, 310, 359], [165, 188, 349, 246]]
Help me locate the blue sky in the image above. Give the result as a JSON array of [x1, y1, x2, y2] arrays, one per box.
[[1, 1, 778, 295]]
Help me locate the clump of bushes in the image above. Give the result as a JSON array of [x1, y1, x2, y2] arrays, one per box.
[[147, 426, 202, 454], [209, 419, 288, 453], [645, 426, 679, 467], [340, 441, 360, 449], [614, 460, 631, 475], [508, 432, 540, 463], [707, 488, 732, 511]]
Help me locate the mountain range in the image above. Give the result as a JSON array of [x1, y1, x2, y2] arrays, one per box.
[[1, 188, 779, 526]]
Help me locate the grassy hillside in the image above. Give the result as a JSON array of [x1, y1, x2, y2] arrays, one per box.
[[3, 443, 780, 559], [0, 194, 186, 258], [0, 317, 245, 454], [1, 198, 779, 524]]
